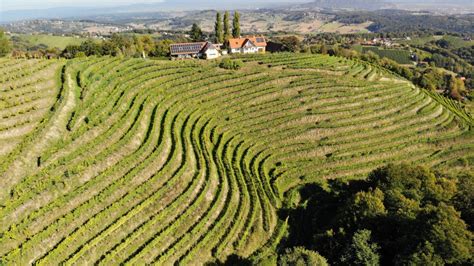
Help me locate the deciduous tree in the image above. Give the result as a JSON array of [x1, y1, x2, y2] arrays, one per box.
[[190, 23, 203, 42], [279, 247, 328, 266], [340, 230, 380, 266], [0, 29, 12, 57]]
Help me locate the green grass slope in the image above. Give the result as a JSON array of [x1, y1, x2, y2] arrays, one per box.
[[0, 54, 472, 264], [15, 34, 89, 50]]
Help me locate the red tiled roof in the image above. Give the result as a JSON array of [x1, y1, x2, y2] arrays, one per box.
[[228, 36, 267, 49], [228, 38, 246, 49]]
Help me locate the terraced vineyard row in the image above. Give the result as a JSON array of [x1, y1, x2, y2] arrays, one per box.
[[0, 54, 472, 264]]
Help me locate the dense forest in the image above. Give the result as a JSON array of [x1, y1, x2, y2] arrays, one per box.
[[276, 164, 472, 265], [334, 10, 474, 34]]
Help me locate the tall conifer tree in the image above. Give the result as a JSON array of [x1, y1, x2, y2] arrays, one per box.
[[232, 11, 241, 38], [215, 12, 224, 43], [223, 11, 231, 41]]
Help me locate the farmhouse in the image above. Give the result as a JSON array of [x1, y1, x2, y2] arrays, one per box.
[[170, 42, 220, 60], [228, 36, 267, 54]]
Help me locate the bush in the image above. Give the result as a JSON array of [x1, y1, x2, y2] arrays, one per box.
[[75, 52, 86, 58], [278, 247, 328, 266], [219, 58, 243, 70]]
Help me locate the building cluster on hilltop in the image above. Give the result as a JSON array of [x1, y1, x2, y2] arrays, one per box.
[[170, 11, 267, 60], [169, 36, 267, 60]]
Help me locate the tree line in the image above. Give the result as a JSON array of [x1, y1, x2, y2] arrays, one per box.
[[0, 29, 12, 57], [335, 10, 474, 34], [190, 11, 241, 44], [275, 164, 472, 265]]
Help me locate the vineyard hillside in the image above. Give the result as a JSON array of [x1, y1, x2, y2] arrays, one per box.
[[0, 54, 472, 264]]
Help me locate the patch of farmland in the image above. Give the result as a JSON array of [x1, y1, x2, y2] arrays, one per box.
[[0, 54, 472, 264], [361, 46, 413, 64]]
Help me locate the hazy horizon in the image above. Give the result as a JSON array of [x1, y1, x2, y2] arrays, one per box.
[[1, 0, 314, 11], [2, 0, 472, 12]]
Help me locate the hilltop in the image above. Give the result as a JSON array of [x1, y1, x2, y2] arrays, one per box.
[[0, 54, 472, 264]]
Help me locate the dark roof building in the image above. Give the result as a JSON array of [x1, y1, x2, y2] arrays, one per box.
[[170, 42, 207, 56], [170, 42, 220, 59]]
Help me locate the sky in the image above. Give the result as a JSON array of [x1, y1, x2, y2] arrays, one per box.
[[0, 0, 302, 11], [2, 0, 470, 11], [1, 0, 160, 11]]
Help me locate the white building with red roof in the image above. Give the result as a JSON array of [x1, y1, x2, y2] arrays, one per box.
[[227, 36, 267, 54]]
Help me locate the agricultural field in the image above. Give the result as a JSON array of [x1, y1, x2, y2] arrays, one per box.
[[354, 45, 413, 64], [400, 35, 474, 49], [12, 34, 89, 50], [0, 54, 473, 264]]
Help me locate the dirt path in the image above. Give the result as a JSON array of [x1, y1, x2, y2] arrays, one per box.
[[0, 66, 77, 202]]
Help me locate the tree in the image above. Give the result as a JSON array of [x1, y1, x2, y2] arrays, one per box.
[[61, 45, 81, 59], [452, 173, 473, 230], [79, 40, 102, 56], [215, 12, 224, 44], [190, 23, 203, 42], [279, 36, 302, 53], [223, 11, 231, 42], [407, 241, 444, 266], [340, 230, 380, 266], [350, 188, 387, 221], [278, 247, 328, 266], [0, 29, 12, 57], [108, 33, 134, 56], [232, 11, 241, 38], [219, 58, 244, 70], [421, 203, 472, 264], [152, 39, 174, 57], [284, 164, 472, 265], [136, 35, 155, 58], [75, 52, 86, 58], [447, 75, 467, 100]]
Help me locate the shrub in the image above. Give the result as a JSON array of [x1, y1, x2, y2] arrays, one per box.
[[75, 52, 86, 58], [219, 58, 244, 70], [279, 247, 328, 266]]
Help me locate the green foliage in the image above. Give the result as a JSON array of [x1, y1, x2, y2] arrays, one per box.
[[190, 23, 204, 42], [215, 12, 224, 44], [1, 54, 472, 265], [350, 188, 387, 220], [340, 230, 380, 266], [452, 173, 474, 230], [61, 45, 81, 59], [278, 247, 328, 266], [447, 74, 467, 100], [232, 12, 241, 38], [223, 11, 231, 42], [277, 36, 302, 53], [79, 40, 103, 56], [361, 46, 412, 64], [13, 34, 86, 50], [58, 34, 176, 59], [283, 164, 472, 265], [75, 52, 86, 58], [152, 39, 174, 57], [0, 29, 12, 57], [407, 241, 444, 266], [219, 58, 243, 70]]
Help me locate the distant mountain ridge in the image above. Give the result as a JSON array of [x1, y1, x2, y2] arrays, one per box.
[[303, 0, 394, 10], [0, 1, 307, 23]]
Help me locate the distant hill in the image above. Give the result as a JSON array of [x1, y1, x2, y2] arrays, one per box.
[[303, 0, 394, 10], [0, 1, 307, 23]]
